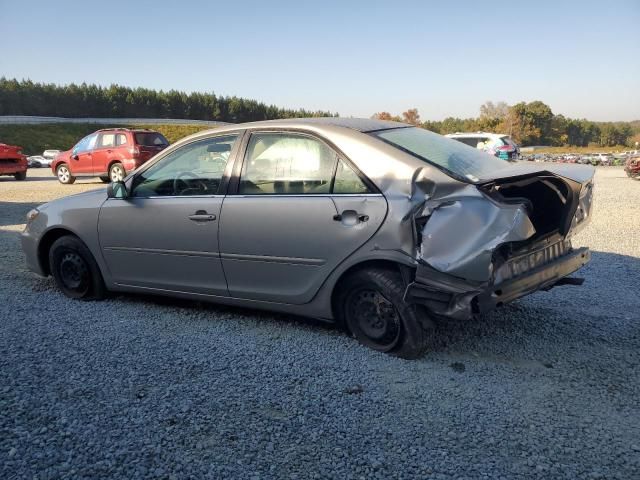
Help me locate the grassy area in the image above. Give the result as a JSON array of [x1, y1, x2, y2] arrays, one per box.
[[0, 123, 217, 155], [521, 145, 632, 154]]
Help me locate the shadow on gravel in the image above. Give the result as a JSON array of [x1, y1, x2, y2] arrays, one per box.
[[0, 201, 42, 227]]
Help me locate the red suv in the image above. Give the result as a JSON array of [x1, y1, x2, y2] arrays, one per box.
[[52, 128, 169, 184]]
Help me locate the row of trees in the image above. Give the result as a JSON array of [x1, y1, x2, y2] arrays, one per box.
[[0, 78, 336, 123], [2, 78, 637, 147], [374, 102, 640, 147]]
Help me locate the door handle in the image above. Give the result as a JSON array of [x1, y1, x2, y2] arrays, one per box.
[[333, 210, 369, 225], [188, 210, 216, 222]]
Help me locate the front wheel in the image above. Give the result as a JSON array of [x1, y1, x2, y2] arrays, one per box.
[[49, 235, 106, 300], [109, 162, 126, 182], [337, 268, 434, 359], [56, 164, 76, 184], [14, 171, 27, 181], [99, 176, 110, 183]]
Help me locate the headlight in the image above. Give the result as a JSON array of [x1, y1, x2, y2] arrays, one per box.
[[26, 209, 40, 222]]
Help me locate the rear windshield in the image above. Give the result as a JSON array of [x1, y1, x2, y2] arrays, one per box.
[[371, 127, 511, 182], [134, 132, 169, 147]]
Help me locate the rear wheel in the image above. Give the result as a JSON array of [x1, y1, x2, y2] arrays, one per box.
[[337, 268, 434, 359], [14, 171, 27, 181], [49, 235, 105, 300], [109, 162, 125, 182], [99, 176, 110, 183], [56, 164, 75, 184]]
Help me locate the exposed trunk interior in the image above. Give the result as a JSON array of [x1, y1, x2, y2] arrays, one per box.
[[481, 174, 577, 239]]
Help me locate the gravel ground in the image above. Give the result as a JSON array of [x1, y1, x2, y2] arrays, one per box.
[[1, 168, 639, 479]]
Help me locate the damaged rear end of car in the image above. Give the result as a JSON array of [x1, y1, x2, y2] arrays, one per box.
[[404, 167, 594, 320], [367, 125, 594, 323]]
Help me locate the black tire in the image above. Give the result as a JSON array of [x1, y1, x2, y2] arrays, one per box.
[[99, 176, 110, 183], [109, 162, 126, 182], [14, 171, 27, 181], [337, 268, 434, 359], [56, 164, 76, 184], [49, 235, 106, 300]]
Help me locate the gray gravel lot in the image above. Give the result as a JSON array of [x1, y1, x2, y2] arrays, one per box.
[[1, 168, 639, 479]]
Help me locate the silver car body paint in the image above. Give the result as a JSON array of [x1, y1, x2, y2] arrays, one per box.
[[21, 118, 595, 321]]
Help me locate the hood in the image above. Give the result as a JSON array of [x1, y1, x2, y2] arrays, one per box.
[[38, 188, 107, 212]]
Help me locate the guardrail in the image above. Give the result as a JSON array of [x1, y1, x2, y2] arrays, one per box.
[[0, 116, 229, 126]]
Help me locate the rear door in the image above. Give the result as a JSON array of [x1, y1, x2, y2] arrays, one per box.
[[98, 133, 241, 295], [92, 132, 116, 175], [219, 131, 387, 304]]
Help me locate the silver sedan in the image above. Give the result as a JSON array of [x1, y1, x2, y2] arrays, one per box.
[[21, 118, 595, 358]]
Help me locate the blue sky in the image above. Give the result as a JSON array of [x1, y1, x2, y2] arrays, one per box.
[[1, 0, 639, 121]]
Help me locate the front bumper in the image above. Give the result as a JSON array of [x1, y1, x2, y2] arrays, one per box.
[[20, 228, 46, 276], [405, 246, 591, 320]]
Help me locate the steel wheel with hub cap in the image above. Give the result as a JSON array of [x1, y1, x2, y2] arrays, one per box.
[[49, 235, 106, 300], [337, 267, 434, 359], [56, 164, 76, 184]]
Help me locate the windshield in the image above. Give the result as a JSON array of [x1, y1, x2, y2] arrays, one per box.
[[371, 127, 512, 182], [135, 132, 169, 147]]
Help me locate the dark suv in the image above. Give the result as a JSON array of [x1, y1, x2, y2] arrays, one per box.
[[52, 128, 169, 184]]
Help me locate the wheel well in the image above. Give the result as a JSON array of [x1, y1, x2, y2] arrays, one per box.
[[330, 259, 415, 323], [38, 228, 77, 276]]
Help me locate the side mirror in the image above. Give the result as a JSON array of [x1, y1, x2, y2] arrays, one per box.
[[107, 181, 128, 199], [71, 154, 79, 161]]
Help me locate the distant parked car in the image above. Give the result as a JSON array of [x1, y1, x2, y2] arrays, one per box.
[[27, 155, 48, 168], [42, 149, 61, 161], [445, 132, 520, 160], [51, 128, 169, 184], [0, 143, 28, 180]]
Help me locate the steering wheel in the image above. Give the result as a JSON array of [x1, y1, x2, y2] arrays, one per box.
[[173, 172, 205, 195]]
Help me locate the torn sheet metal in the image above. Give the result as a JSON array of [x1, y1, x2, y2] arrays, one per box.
[[418, 197, 536, 282]]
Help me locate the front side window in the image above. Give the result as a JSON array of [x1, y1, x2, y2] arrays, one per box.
[[73, 133, 98, 154], [131, 135, 237, 197], [239, 133, 337, 195], [371, 127, 512, 182]]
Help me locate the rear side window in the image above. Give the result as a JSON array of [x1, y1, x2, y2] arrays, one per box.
[[333, 159, 372, 194], [98, 133, 115, 148], [239, 133, 336, 195], [115, 133, 128, 146], [135, 132, 169, 146]]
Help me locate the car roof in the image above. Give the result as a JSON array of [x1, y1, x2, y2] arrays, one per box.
[[192, 117, 410, 137]]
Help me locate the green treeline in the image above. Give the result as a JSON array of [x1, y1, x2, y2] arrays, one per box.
[[0, 78, 336, 122], [375, 103, 640, 148]]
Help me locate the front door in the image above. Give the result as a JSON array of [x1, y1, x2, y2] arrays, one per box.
[[219, 132, 387, 304], [98, 134, 241, 295], [70, 133, 98, 175]]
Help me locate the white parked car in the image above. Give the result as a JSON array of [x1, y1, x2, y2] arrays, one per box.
[[42, 149, 61, 161], [27, 155, 49, 168], [446, 132, 520, 160]]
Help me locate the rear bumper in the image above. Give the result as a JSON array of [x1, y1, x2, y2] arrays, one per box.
[[405, 246, 591, 320], [475, 247, 590, 314]]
